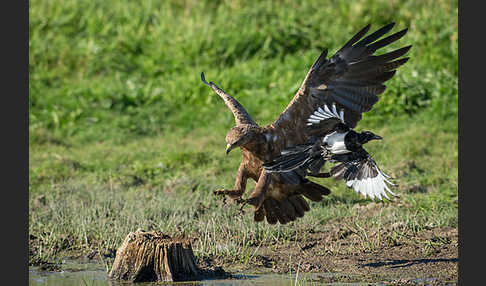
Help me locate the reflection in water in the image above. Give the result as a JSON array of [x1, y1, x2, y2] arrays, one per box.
[[29, 260, 386, 286], [30, 267, 291, 286]]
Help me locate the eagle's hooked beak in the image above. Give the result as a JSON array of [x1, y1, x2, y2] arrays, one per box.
[[226, 143, 234, 155]]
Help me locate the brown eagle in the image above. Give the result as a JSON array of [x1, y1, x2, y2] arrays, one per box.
[[201, 23, 410, 225]]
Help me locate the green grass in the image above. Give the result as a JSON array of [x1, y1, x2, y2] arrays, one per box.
[[29, 0, 457, 270]]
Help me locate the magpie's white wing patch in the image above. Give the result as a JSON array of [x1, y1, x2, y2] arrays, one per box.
[[306, 103, 345, 126], [331, 156, 396, 201]]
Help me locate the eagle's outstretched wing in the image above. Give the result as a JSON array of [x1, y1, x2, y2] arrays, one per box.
[[271, 23, 410, 144], [330, 154, 397, 200]]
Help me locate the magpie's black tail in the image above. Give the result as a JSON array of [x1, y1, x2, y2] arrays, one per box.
[[264, 142, 325, 173]]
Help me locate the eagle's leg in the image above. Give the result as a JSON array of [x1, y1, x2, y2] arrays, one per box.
[[213, 162, 248, 203], [245, 169, 271, 210]]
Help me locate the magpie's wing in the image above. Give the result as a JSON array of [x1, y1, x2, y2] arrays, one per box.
[[271, 23, 410, 143], [263, 141, 326, 174], [264, 143, 315, 172], [330, 154, 397, 201], [305, 102, 349, 137]]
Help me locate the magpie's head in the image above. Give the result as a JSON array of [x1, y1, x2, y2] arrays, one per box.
[[358, 131, 382, 144]]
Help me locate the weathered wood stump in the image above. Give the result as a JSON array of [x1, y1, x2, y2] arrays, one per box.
[[108, 229, 201, 282]]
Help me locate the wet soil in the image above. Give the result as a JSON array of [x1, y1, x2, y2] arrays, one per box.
[[199, 210, 458, 285], [202, 229, 458, 285], [30, 208, 458, 285]]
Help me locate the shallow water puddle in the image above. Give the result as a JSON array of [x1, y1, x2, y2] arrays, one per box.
[[29, 270, 382, 286], [29, 260, 385, 286]]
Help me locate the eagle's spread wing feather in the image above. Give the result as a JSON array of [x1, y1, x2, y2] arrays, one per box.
[[272, 23, 410, 143], [330, 154, 396, 201]]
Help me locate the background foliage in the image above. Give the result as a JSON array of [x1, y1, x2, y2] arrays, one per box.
[[29, 0, 457, 143]]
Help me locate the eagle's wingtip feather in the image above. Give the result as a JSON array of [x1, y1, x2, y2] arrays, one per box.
[[200, 72, 210, 86]]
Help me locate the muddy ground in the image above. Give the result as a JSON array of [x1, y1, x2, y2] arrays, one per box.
[[203, 225, 458, 285], [30, 207, 458, 285], [31, 228, 458, 285], [198, 205, 459, 285]]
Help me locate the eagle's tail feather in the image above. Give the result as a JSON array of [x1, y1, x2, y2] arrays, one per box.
[[257, 194, 312, 224], [288, 195, 309, 217], [299, 180, 331, 202]]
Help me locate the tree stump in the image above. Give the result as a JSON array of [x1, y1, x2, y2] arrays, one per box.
[[108, 229, 201, 282]]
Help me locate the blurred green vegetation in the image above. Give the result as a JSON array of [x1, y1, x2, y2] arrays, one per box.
[[29, 0, 457, 144], [29, 0, 457, 268]]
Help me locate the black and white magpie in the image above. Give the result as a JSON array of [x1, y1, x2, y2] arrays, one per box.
[[264, 102, 397, 201]]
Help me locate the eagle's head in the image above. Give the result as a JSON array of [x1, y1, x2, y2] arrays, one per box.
[[358, 131, 383, 144], [225, 124, 260, 155]]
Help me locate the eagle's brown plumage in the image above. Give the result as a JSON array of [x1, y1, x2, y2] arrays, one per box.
[[201, 23, 410, 224]]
